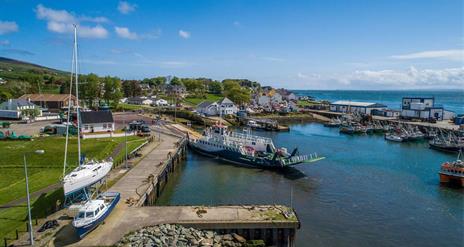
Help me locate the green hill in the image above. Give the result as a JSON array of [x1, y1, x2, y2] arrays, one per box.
[[0, 57, 69, 100]]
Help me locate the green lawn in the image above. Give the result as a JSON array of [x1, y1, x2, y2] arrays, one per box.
[[183, 94, 223, 106], [0, 135, 144, 243], [0, 136, 142, 205]]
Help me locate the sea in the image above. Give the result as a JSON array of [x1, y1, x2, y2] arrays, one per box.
[[157, 123, 463, 246], [292, 90, 464, 114]]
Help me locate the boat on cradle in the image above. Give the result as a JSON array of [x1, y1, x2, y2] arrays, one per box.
[[73, 192, 120, 238], [62, 25, 112, 200], [63, 159, 113, 196], [439, 150, 464, 187], [188, 123, 324, 169], [385, 133, 404, 142]]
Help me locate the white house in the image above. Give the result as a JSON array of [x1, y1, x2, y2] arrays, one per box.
[[80, 111, 115, 133], [152, 99, 169, 106], [271, 93, 283, 104], [196, 97, 238, 116], [0, 99, 42, 119], [127, 96, 152, 105]]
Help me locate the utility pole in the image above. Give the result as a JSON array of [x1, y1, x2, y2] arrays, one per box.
[[23, 154, 34, 246], [124, 119, 128, 169]]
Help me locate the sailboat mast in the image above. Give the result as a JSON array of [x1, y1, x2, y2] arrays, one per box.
[[73, 25, 82, 165], [63, 37, 75, 178]]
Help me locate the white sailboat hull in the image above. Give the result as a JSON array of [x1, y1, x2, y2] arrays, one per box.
[[63, 161, 112, 195]]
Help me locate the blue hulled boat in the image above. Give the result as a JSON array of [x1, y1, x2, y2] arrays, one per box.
[[72, 192, 120, 238]]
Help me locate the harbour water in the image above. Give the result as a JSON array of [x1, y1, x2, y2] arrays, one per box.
[[157, 123, 463, 247], [293, 90, 464, 114]]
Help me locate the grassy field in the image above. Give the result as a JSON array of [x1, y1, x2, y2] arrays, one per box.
[[0, 136, 142, 205], [0, 135, 144, 243], [183, 94, 223, 106]]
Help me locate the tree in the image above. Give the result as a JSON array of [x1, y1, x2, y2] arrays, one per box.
[[80, 73, 100, 108], [169, 77, 182, 86], [103, 76, 123, 105], [122, 80, 142, 97], [208, 81, 223, 94]]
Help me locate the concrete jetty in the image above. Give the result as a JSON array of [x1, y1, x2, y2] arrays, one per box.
[[60, 126, 300, 247]]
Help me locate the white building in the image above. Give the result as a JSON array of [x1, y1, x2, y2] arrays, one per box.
[[401, 97, 455, 121], [271, 93, 283, 104], [218, 97, 238, 116], [196, 97, 238, 116], [257, 95, 271, 107], [127, 96, 152, 105], [152, 99, 169, 106], [0, 99, 42, 119], [80, 111, 115, 133], [329, 101, 387, 115]]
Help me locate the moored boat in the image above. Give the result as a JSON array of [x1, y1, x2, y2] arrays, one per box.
[[439, 150, 464, 187], [385, 133, 404, 142], [72, 192, 120, 238], [189, 123, 323, 169]]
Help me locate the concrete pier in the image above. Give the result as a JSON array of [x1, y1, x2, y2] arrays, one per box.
[[47, 126, 300, 247]]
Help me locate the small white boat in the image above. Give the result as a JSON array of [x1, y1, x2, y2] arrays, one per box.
[[63, 160, 113, 196], [73, 192, 120, 238], [385, 133, 403, 142]]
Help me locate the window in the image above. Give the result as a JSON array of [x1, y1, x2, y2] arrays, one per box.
[[95, 208, 100, 215], [77, 212, 85, 219], [100, 205, 105, 210], [86, 211, 94, 218]]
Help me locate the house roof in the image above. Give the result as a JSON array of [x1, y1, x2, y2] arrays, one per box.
[[80, 111, 114, 124], [219, 97, 234, 104], [331, 100, 386, 108], [197, 101, 215, 108], [19, 94, 76, 102], [0, 99, 38, 110]]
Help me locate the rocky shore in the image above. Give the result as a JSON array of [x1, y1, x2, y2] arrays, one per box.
[[116, 224, 261, 247]]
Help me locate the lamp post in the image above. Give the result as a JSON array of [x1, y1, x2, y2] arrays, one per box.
[[24, 149, 45, 246]]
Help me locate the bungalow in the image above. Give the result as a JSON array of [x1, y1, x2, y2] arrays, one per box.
[[19, 94, 77, 112], [329, 101, 387, 115], [80, 111, 115, 133], [0, 99, 42, 119], [127, 96, 152, 105]]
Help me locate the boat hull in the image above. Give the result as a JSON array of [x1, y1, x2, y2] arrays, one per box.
[[439, 173, 464, 187], [64, 162, 112, 196], [74, 192, 120, 238], [188, 142, 298, 169], [429, 143, 463, 153]]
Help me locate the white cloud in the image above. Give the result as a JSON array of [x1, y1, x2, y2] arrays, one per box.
[[115, 26, 138, 39], [178, 30, 190, 39], [118, 1, 137, 14], [35, 4, 109, 39], [0, 21, 18, 35], [0, 40, 10, 46], [340, 67, 464, 88], [391, 49, 464, 61]]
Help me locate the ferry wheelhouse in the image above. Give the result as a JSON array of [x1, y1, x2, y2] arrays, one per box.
[[189, 123, 323, 169]]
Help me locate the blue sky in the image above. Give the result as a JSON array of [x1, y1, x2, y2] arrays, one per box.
[[0, 0, 463, 89]]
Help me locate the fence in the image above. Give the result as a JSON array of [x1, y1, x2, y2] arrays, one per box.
[[82, 131, 136, 139]]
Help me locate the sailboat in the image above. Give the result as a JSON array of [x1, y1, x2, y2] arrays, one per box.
[[62, 26, 113, 198]]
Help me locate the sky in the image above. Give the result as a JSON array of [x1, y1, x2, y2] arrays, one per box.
[[0, 0, 463, 90]]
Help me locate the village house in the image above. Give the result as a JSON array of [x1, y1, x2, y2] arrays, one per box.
[[0, 99, 42, 119], [161, 84, 187, 98], [196, 97, 238, 116], [19, 94, 77, 112], [127, 96, 153, 105], [80, 111, 115, 133]]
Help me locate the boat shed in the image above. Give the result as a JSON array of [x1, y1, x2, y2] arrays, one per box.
[[329, 101, 387, 115]]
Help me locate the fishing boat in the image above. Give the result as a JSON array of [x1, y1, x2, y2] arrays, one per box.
[[439, 150, 464, 187], [72, 192, 120, 238], [188, 123, 324, 169], [62, 26, 112, 199], [324, 118, 342, 128], [429, 133, 464, 153], [385, 133, 404, 142]]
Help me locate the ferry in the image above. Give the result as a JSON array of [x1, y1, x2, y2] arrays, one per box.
[[188, 123, 323, 169], [439, 150, 464, 187], [72, 192, 120, 238]]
